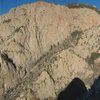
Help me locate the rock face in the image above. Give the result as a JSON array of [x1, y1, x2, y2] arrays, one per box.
[[0, 1, 100, 100]]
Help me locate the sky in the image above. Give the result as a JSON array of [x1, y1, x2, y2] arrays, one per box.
[[0, 0, 100, 15]]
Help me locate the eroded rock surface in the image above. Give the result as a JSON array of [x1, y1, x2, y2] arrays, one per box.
[[0, 1, 100, 100]]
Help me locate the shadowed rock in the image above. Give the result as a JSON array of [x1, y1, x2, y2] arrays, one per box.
[[57, 78, 87, 100]]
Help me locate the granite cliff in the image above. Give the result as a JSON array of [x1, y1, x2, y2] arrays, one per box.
[[0, 1, 100, 100]]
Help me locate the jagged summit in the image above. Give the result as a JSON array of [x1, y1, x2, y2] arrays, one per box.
[[0, 1, 100, 100]]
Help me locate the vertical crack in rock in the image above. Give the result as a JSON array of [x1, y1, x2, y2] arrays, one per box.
[[34, 14, 43, 54], [46, 70, 58, 96], [1, 52, 16, 72]]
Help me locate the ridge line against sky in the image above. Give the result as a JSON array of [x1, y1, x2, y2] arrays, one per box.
[[0, 0, 100, 15]]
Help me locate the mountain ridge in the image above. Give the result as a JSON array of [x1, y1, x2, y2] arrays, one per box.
[[0, 1, 100, 100]]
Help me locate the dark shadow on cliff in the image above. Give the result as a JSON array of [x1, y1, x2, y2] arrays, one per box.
[[82, 76, 100, 100], [57, 77, 87, 100], [57, 76, 100, 100]]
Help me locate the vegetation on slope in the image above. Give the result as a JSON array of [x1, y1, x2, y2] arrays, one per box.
[[66, 4, 100, 14], [86, 52, 100, 65]]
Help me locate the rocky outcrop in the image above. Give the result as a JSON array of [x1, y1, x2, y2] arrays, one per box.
[[0, 1, 100, 100]]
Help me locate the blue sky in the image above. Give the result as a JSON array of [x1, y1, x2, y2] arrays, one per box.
[[0, 0, 100, 15]]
